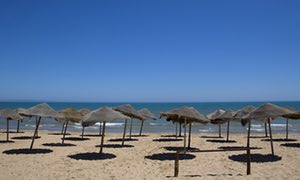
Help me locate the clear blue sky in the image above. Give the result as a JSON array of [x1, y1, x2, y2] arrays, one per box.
[[0, 0, 300, 102]]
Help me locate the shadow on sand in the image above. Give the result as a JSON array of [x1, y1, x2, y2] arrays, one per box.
[[42, 143, 76, 147], [48, 133, 71, 136], [95, 144, 134, 148], [206, 139, 237, 143], [145, 153, 196, 161], [153, 138, 183, 142], [249, 135, 268, 139], [281, 143, 300, 148], [68, 152, 116, 160], [82, 134, 102, 137], [108, 138, 138, 142], [128, 135, 149, 137], [161, 135, 181, 138], [3, 148, 53, 155], [1, 131, 24, 134], [200, 135, 223, 139], [218, 146, 261, 150], [163, 146, 200, 152], [11, 136, 41, 140], [261, 138, 297, 142], [0, 140, 14, 144], [62, 137, 90, 141], [229, 153, 282, 163]]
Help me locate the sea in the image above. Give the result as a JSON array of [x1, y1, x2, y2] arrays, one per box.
[[0, 102, 299, 135]]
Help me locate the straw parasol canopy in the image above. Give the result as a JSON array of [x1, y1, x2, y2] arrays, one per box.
[[114, 104, 144, 144], [243, 103, 295, 156], [282, 111, 300, 119], [0, 108, 24, 142], [137, 108, 157, 136], [17, 103, 63, 149], [282, 111, 300, 140], [82, 107, 130, 153], [58, 108, 82, 144], [160, 106, 209, 151], [234, 106, 256, 119], [78, 108, 90, 116], [243, 103, 294, 121], [213, 110, 236, 142], [207, 109, 225, 138]]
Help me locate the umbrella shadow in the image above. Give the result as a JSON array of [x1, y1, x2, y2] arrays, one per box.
[[42, 143, 76, 147], [228, 153, 282, 163], [48, 132, 71, 136], [206, 139, 237, 143], [82, 134, 102, 137], [62, 137, 90, 141], [218, 146, 262, 150], [68, 152, 116, 160], [163, 146, 200, 152], [249, 135, 268, 139], [3, 148, 53, 155], [281, 143, 300, 148], [128, 135, 149, 137], [11, 136, 41, 140], [108, 138, 138, 142], [95, 144, 134, 148], [0, 140, 14, 144], [261, 138, 297, 142], [145, 153, 196, 161], [1, 131, 24, 134], [161, 135, 177, 138], [153, 138, 183, 142], [200, 135, 223, 139]]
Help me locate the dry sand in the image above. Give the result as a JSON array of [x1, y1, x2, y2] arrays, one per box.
[[0, 130, 299, 180]]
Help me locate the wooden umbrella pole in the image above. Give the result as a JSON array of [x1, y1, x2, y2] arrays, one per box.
[[99, 121, 106, 153], [139, 120, 144, 136], [6, 119, 9, 141], [264, 123, 268, 137], [268, 118, 274, 156], [184, 118, 187, 154], [188, 122, 192, 149], [30, 116, 41, 150], [218, 124, 221, 138], [129, 118, 133, 139], [286, 118, 289, 140], [81, 126, 85, 138], [175, 122, 178, 139], [179, 123, 182, 137], [99, 122, 102, 136], [17, 120, 20, 133], [246, 120, 251, 175], [122, 119, 128, 146], [35, 116, 39, 137], [62, 120, 69, 144], [226, 121, 230, 141], [61, 122, 65, 134]]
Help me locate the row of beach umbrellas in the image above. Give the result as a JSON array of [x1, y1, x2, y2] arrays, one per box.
[[0, 103, 299, 156]]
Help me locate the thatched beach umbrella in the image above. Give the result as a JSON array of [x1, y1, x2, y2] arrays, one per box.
[[18, 103, 63, 149], [0, 109, 24, 142], [207, 109, 225, 138], [214, 110, 236, 142], [114, 104, 144, 145], [243, 103, 295, 156], [137, 108, 157, 136], [160, 106, 209, 152], [78, 108, 91, 137], [282, 111, 300, 140], [57, 108, 82, 144], [82, 107, 130, 153]]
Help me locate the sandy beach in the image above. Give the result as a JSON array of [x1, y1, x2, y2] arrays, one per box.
[[0, 130, 299, 180]]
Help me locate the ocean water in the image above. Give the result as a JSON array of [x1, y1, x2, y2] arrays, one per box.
[[0, 102, 299, 134]]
